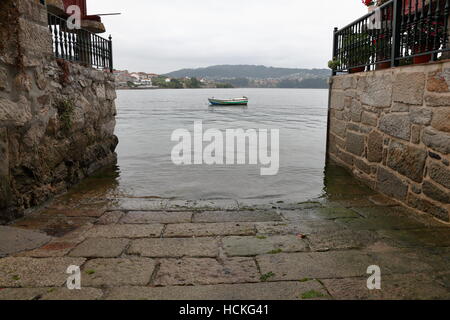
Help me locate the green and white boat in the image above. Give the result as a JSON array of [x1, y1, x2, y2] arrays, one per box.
[[208, 96, 248, 106]]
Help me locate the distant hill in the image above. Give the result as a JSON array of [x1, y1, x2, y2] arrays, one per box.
[[164, 65, 329, 80]]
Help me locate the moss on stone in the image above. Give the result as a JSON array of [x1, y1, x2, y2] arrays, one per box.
[[300, 290, 325, 299], [260, 272, 275, 282]]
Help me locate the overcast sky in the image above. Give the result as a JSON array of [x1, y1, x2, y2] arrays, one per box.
[[88, 0, 366, 74]]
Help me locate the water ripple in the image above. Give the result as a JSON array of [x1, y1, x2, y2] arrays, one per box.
[[115, 88, 328, 202]]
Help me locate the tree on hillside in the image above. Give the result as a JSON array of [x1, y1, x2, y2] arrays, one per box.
[[216, 82, 234, 88], [169, 79, 183, 89], [187, 77, 201, 88]]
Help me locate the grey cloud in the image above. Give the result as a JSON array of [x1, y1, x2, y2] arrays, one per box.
[[89, 0, 366, 73]]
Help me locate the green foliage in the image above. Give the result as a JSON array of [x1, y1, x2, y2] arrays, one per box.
[[328, 58, 340, 70], [406, 21, 445, 52], [341, 32, 373, 67], [260, 272, 275, 282], [216, 82, 234, 88], [226, 78, 250, 87], [152, 76, 184, 89], [151, 76, 167, 87], [169, 79, 183, 89], [186, 77, 201, 88], [55, 99, 75, 133], [300, 290, 325, 299]]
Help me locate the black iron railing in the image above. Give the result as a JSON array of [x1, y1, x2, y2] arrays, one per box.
[[332, 0, 450, 74], [48, 12, 113, 72]]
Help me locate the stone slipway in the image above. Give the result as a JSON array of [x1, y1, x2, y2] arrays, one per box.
[[0, 164, 449, 300]]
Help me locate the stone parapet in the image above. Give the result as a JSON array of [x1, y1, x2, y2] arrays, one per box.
[[329, 62, 450, 222], [0, 0, 118, 222]]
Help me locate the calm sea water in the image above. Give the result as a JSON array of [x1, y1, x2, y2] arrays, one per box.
[[112, 88, 329, 203]]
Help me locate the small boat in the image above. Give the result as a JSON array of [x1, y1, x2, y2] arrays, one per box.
[[208, 97, 248, 106]]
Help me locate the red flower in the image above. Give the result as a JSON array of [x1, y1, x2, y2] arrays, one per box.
[[362, 0, 375, 6]]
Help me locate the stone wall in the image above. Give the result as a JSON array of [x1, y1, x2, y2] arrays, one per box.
[[0, 0, 118, 222], [328, 62, 450, 222]]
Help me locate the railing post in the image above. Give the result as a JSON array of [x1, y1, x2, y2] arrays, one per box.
[[108, 35, 114, 73], [332, 27, 338, 76], [391, 0, 403, 67]]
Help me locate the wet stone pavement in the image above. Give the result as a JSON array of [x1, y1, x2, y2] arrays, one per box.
[[0, 164, 449, 300]]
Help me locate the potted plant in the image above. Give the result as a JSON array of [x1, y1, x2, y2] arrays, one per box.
[[368, 0, 392, 69], [373, 33, 391, 69], [341, 32, 373, 73], [328, 58, 341, 69], [328, 58, 341, 72], [362, 0, 376, 12], [407, 19, 445, 64]]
